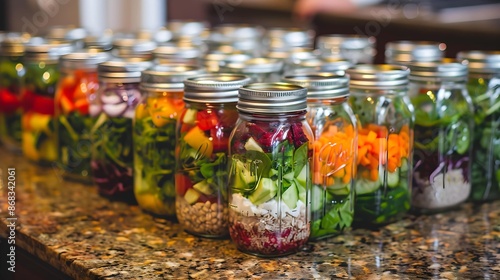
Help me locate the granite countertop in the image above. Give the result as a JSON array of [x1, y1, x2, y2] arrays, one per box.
[[1, 148, 499, 279]]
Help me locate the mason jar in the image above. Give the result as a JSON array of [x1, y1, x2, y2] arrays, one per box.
[[153, 44, 204, 66], [176, 73, 252, 238], [385, 40, 446, 65], [55, 51, 109, 183], [316, 34, 376, 64], [0, 34, 30, 153], [223, 58, 283, 83], [228, 83, 313, 257], [202, 52, 252, 73], [263, 27, 315, 52], [21, 39, 73, 164], [285, 57, 352, 76], [457, 51, 500, 201], [283, 73, 356, 241], [90, 59, 152, 202], [348, 65, 414, 226], [408, 62, 474, 212], [133, 64, 204, 218], [208, 24, 264, 56]]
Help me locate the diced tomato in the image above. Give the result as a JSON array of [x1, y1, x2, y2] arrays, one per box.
[[196, 110, 219, 130], [175, 173, 193, 196], [20, 90, 35, 111], [0, 89, 21, 114]]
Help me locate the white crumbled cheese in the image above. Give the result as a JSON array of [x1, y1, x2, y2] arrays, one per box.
[[412, 168, 471, 209], [230, 193, 304, 218]]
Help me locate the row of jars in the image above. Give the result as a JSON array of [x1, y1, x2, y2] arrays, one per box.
[[0, 31, 499, 256]]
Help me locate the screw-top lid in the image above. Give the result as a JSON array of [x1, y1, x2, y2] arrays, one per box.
[[60, 51, 110, 71], [84, 34, 113, 51], [282, 73, 349, 99], [203, 52, 252, 72], [167, 20, 209, 38], [265, 27, 315, 50], [347, 64, 409, 90], [112, 38, 156, 60], [408, 62, 468, 82], [457, 50, 500, 75], [266, 47, 316, 61], [237, 83, 307, 113], [385, 40, 446, 64], [210, 24, 264, 41], [153, 44, 203, 62], [98, 59, 153, 83], [140, 64, 205, 91], [290, 57, 352, 74], [183, 73, 252, 103], [24, 37, 74, 61], [224, 58, 283, 74], [317, 34, 375, 51], [0, 33, 31, 55]]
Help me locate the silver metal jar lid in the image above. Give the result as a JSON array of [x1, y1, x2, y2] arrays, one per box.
[[266, 47, 317, 61], [237, 83, 307, 113], [347, 64, 409, 90], [316, 34, 375, 51], [457, 50, 500, 74], [265, 27, 315, 50], [84, 34, 113, 51], [140, 64, 205, 91], [153, 45, 203, 60], [224, 58, 284, 74], [282, 73, 349, 99], [112, 38, 157, 59], [0, 34, 30, 55], [24, 38, 73, 61], [210, 24, 264, 41], [98, 59, 153, 83], [60, 51, 110, 71], [385, 41, 446, 64], [45, 26, 87, 41], [183, 73, 252, 103], [167, 20, 209, 38], [408, 62, 468, 82], [292, 57, 352, 73]]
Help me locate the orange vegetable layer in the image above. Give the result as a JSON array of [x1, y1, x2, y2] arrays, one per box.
[[357, 124, 411, 181], [313, 124, 356, 187]]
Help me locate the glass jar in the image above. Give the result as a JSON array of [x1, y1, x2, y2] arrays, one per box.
[[208, 24, 264, 56], [133, 64, 204, 218], [228, 83, 313, 257], [347, 65, 414, 226], [223, 58, 284, 83], [283, 73, 356, 241], [385, 41, 446, 65], [21, 39, 73, 164], [408, 62, 474, 211], [54, 51, 109, 183], [0, 34, 29, 153], [153, 44, 204, 66], [285, 57, 352, 76], [202, 52, 251, 73], [263, 27, 315, 52], [176, 74, 252, 238], [316, 34, 376, 64], [90, 59, 152, 202], [458, 51, 500, 201]]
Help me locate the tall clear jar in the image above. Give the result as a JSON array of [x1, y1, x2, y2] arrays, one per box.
[[21, 39, 73, 164], [228, 83, 313, 257], [133, 64, 204, 218], [0, 35, 29, 153], [55, 51, 109, 183], [457, 51, 500, 202], [223, 58, 284, 83], [408, 62, 474, 212], [176, 74, 252, 238], [385, 41, 446, 65], [90, 59, 152, 202], [347, 65, 414, 226], [283, 73, 357, 241]]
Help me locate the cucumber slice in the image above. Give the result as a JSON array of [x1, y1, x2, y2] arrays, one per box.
[[355, 178, 380, 195], [295, 180, 307, 202], [311, 184, 325, 212], [282, 183, 298, 209], [193, 179, 213, 195], [233, 160, 257, 192], [387, 169, 400, 188], [244, 137, 264, 152], [296, 165, 308, 187], [182, 108, 197, 124], [400, 158, 409, 172], [184, 188, 201, 204]]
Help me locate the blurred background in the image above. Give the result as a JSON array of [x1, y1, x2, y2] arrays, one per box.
[[0, 0, 499, 62]]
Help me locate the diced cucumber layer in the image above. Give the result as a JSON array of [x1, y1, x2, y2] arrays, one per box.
[[355, 178, 380, 195], [248, 177, 277, 205], [233, 160, 256, 191], [193, 179, 213, 195], [282, 184, 298, 209]]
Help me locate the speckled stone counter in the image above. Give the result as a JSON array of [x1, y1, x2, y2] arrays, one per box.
[[1, 148, 499, 279]]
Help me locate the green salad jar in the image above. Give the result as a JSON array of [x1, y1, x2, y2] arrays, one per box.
[[228, 83, 313, 257], [348, 65, 414, 226], [21, 39, 73, 165], [54, 51, 109, 183], [176, 73, 252, 238], [133, 64, 204, 218], [90, 59, 152, 202], [0, 34, 29, 153], [408, 62, 474, 212], [283, 73, 356, 241], [457, 51, 500, 202]]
